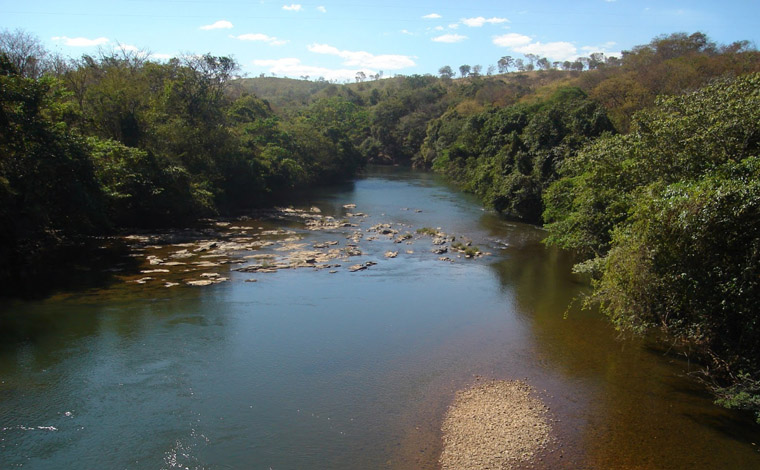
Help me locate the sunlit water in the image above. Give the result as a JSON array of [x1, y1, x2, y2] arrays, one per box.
[[1, 167, 758, 469]]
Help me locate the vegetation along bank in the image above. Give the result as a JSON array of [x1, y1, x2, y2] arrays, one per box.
[[1, 29, 759, 421]]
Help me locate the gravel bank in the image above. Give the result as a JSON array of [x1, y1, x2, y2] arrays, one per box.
[[440, 380, 551, 470]]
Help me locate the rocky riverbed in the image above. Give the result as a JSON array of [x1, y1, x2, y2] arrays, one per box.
[[114, 204, 492, 288], [440, 380, 551, 470]]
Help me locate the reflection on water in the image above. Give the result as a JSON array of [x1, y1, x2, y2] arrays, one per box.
[[0, 166, 758, 469]]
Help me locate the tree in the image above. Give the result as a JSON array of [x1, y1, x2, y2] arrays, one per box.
[[459, 64, 471, 77], [0, 28, 49, 78], [486, 65, 495, 76], [355, 71, 366, 83], [497, 56, 513, 73], [543, 74, 760, 421], [514, 58, 525, 72], [524, 53, 539, 69], [438, 65, 454, 79], [536, 57, 551, 70], [471, 64, 483, 77]]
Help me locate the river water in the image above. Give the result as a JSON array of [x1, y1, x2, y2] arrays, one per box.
[[1, 167, 759, 469]]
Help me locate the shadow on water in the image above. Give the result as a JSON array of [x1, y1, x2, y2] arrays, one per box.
[[0, 237, 142, 301], [485, 220, 760, 469]]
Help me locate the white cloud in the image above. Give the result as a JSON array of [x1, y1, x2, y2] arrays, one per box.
[[200, 20, 233, 30], [51, 36, 109, 47], [150, 53, 173, 60], [515, 41, 577, 61], [492, 33, 532, 48], [581, 41, 619, 56], [231, 33, 288, 46], [493, 32, 587, 61], [118, 44, 139, 52], [587, 41, 617, 50], [434, 26, 444, 31], [461, 16, 509, 27], [317, 5, 327, 13], [253, 57, 376, 81], [401, 29, 414, 35], [282, 4, 302, 11], [422, 13, 442, 19], [307, 43, 415, 69], [432, 34, 467, 43], [448, 23, 459, 29]]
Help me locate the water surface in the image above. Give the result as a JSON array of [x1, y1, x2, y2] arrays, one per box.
[[1, 167, 758, 469]]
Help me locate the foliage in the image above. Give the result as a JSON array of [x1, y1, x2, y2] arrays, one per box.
[[0, 53, 107, 286], [544, 74, 760, 421], [425, 88, 614, 222]]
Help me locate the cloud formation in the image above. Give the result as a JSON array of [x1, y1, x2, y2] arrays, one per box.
[[432, 34, 467, 43], [282, 4, 302, 11], [317, 5, 327, 13], [423, 13, 442, 19], [253, 57, 376, 81], [307, 43, 415, 69], [200, 20, 233, 30], [231, 33, 288, 46], [461, 16, 509, 27], [492, 33, 532, 48], [493, 33, 578, 61], [516, 41, 577, 61], [51, 36, 109, 47]]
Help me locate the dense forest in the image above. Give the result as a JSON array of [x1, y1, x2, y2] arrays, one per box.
[[2, 30, 759, 421]]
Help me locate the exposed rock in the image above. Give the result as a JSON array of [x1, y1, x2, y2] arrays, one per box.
[[313, 240, 339, 249], [344, 246, 362, 257], [432, 246, 448, 255], [385, 251, 398, 258], [343, 203, 357, 209], [348, 264, 366, 272], [141, 269, 170, 274], [244, 253, 277, 260], [394, 233, 413, 243], [194, 261, 222, 268]]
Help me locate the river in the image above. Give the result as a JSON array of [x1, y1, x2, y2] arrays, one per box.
[[1, 166, 758, 469]]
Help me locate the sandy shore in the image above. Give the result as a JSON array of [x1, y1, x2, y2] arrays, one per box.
[[440, 379, 551, 470]]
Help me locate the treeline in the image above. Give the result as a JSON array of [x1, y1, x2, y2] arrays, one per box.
[[239, 32, 759, 420], [3, 29, 760, 419], [0, 35, 366, 288]]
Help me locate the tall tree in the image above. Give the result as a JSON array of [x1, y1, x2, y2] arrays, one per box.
[[438, 65, 454, 79], [497, 56, 513, 73], [0, 28, 48, 78], [459, 64, 471, 77]]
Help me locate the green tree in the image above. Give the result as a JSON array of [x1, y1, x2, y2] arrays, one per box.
[[497, 56, 513, 73], [438, 65, 454, 79], [544, 74, 760, 420]]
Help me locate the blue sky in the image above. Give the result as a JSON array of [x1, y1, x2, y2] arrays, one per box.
[[2, 0, 759, 81]]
